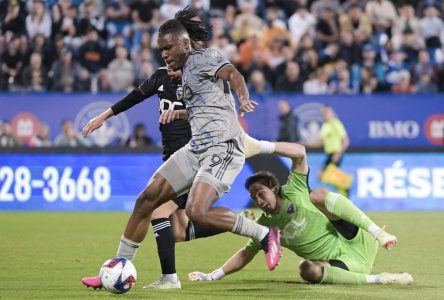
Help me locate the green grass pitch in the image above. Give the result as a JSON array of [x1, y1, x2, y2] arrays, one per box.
[[1, 211, 443, 300]]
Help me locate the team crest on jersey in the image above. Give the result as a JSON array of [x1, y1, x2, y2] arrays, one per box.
[[286, 204, 296, 215], [176, 85, 183, 100]]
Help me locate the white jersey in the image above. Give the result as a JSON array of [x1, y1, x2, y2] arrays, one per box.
[[182, 48, 242, 152]]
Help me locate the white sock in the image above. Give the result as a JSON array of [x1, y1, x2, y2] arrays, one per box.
[[116, 235, 140, 261], [232, 215, 268, 242], [366, 275, 380, 284], [367, 223, 382, 238], [164, 273, 179, 282]]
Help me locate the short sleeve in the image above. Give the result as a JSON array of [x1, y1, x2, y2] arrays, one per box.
[[189, 48, 231, 78]]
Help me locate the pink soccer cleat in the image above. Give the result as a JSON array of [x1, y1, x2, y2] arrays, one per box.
[[81, 276, 103, 290], [261, 227, 282, 271]]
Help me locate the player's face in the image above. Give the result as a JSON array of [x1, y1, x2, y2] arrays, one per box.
[[249, 182, 279, 214], [158, 32, 189, 71]]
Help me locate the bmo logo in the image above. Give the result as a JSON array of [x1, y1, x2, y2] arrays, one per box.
[[368, 120, 420, 139], [424, 114, 444, 145]]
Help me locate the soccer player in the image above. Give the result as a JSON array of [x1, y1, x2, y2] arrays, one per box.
[[81, 6, 281, 289], [188, 142, 412, 285]]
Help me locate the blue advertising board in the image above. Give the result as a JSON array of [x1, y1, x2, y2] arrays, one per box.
[[1, 152, 443, 211], [0, 93, 442, 148]]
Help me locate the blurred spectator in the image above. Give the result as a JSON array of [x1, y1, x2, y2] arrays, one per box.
[[0, 121, 20, 147], [78, 27, 105, 75], [391, 70, 415, 93], [288, 4, 316, 44], [399, 29, 422, 68], [303, 68, 330, 94], [412, 49, 438, 83], [126, 123, 153, 148], [1, 0, 27, 35], [22, 52, 48, 92], [359, 43, 385, 85], [247, 69, 272, 97], [392, 4, 422, 50], [77, 0, 106, 38], [329, 60, 357, 94], [29, 123, 52, 147], [315, 7, 339, 48], [260, 7, 293, 50], [419, 5, 444, 64], [54, 120, 90, 147], [231, 0, 264, 43], [311, 0, 340, 17], [359, 66, 380, 94], [277, 100, 299, 142], [31, 33, 54, 70], [50, 48, 88, 92], [106, 46, 135, 92], [275, 61, 303, 92], [135, 59, 155, 85], [416, 72, 438, 94], [338, 30, 361, 66], [238, 32, 266, 72], [105, 0, 132, 47], [385, 49, 409, 86], [26, 0, 52, 39], [19, 34, 32, 66], [318, 42, 340, 66], [1, 35, 23, 90], [159, 0, 183, 21], [339, 4, 372, 45], [365, 0, 397, 35], [130, 0, 159, 47]]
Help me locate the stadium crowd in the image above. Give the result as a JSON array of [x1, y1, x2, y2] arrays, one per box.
[[1, 0, 444, 96]]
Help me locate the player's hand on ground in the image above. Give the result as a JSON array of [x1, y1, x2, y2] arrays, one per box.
[[82, 116, 105, 138], [187, 271, 212, 281], [159, 110, 183, 124], [239, 99, 258, 117]]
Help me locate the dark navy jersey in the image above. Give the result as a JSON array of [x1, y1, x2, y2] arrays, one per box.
[[111, 67, 191, 160]]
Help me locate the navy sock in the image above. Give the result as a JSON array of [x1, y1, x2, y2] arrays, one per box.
[[151, 218, 176, 274], [185, 221, 225, 241]]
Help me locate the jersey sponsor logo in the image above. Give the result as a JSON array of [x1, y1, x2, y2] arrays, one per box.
[[293, 102, 323, 144], [282, 218, 307, 244], [159, 98, 185, 113], [74, 101, 130, 147], [286, 204, 296, 215], [424, 114, 444, 145]]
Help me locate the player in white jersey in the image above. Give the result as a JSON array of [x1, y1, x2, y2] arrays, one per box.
[[81, 7, 282, 288]]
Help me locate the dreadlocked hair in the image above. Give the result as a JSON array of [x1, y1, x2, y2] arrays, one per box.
[[159, 6, 211, 48]]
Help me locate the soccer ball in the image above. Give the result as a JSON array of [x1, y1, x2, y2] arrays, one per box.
[[99, 257, 137, 294]]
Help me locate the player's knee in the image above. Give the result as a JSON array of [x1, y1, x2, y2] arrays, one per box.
[[185, 203, 208, 225], [309, 187, 329, 206], [299, 260, 323, 284]]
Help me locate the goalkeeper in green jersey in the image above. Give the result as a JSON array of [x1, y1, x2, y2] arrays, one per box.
[[188, 142, 413, 285]]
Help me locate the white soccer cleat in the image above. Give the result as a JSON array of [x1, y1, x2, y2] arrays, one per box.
[[379, 272, 413, 285], [142, 275, 181, 289], [375, 227, 397, 250]]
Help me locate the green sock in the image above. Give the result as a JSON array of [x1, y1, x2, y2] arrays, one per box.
[[325, 192, 374, 231], [321, 265, 368, 284]]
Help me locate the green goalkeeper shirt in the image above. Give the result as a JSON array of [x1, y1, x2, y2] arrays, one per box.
[[246, 171, 341, 260]]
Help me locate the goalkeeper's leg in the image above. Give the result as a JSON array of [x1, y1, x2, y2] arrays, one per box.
[[309, 188, 397, 249], [299, 260, 413, 285]]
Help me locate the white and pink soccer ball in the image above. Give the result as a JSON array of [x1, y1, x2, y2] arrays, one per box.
[[99, 257, 137, 294]]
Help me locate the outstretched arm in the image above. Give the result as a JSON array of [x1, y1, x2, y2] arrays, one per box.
[[217, 64, 258, 116], [244, 134, 308, 173], [188, 247, 257, 281]]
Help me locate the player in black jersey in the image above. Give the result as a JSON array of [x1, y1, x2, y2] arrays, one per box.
[[81, 66, 223, 289]]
